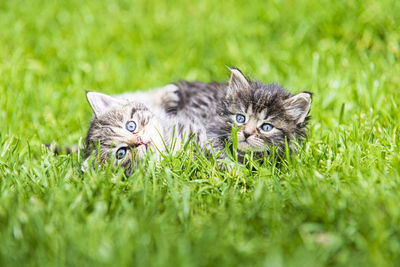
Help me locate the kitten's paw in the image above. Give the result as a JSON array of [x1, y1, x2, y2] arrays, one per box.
[[160, 84, 180, 111], [216, 158, 236, 172]]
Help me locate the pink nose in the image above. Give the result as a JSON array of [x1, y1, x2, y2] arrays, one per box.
[[136, 136, 142, 144]]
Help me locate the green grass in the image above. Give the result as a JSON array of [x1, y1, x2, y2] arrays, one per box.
[[1, 0, 400, 266]]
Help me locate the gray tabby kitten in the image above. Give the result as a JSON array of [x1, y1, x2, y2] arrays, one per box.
[[167, 68, 312, 161], [84, 91, 207, 176]]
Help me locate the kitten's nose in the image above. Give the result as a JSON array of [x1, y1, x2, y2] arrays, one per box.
[[136, 136, 143, 144], [243, 130, 251, 139]]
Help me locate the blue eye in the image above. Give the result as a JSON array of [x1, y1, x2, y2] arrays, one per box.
[[236, 114, 245, 123], [126, 121, 136, 132], [116, 147, 127, 159], [261, 123, 274, 132]]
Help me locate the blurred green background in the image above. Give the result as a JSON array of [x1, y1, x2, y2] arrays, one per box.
[[1, 0, 400, 266], [1, 0, 398, 144]]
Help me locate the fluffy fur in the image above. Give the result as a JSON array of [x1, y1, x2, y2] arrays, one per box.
[[84, 92, 207, 176], [83, 67, 312, 174], [167, 68, 312, 161]]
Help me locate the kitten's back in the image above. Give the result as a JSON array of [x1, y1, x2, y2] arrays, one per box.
[[172, 81, 227, 123]]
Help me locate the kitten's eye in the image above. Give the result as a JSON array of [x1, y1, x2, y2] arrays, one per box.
[[126, 121, 136, 132], [116, 147, 127, 159], [261, 123, 274, 132], [236, 114, 246, 123]]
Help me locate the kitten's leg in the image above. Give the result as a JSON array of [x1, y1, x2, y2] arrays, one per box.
[[157, 84, 180, 112]]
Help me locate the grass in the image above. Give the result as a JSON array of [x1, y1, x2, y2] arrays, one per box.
[[1, 0, 400, 266]]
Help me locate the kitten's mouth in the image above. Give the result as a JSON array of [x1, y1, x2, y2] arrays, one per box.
[[238, 140, 263, 152], [238, 141, 250, 149], [135, 141, 151, 151], [130, 142, 151, 161]]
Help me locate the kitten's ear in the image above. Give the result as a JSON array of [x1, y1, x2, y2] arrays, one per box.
[[86, 91, 121, 117], [228, 67, 250, 94], [284, 92, 312, 124]]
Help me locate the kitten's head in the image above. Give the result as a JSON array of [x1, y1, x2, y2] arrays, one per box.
[[221, 68, 312, 156], [84, 92, 162, 176]]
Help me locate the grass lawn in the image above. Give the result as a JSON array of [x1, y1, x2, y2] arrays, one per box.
[[1, 0, 400, 266]]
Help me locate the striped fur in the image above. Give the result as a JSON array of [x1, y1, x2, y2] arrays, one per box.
[[166, 68, 312, 161], [84, 94, 207, 176]]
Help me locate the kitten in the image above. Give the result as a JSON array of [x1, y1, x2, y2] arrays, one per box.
[[167, 68, 312, 161], [84, 92, 207, 176], [83, 68, 312, 174]]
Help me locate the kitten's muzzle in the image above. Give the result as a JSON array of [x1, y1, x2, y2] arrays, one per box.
[[129, 136, 151, 151]]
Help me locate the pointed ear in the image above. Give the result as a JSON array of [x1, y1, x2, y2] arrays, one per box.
[[284, 92, 312, 124], [86, 91, 121, 117], [228, 68, 250, 95]]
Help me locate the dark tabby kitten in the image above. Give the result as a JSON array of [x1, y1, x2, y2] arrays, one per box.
[[168, 68, 312, 161]]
